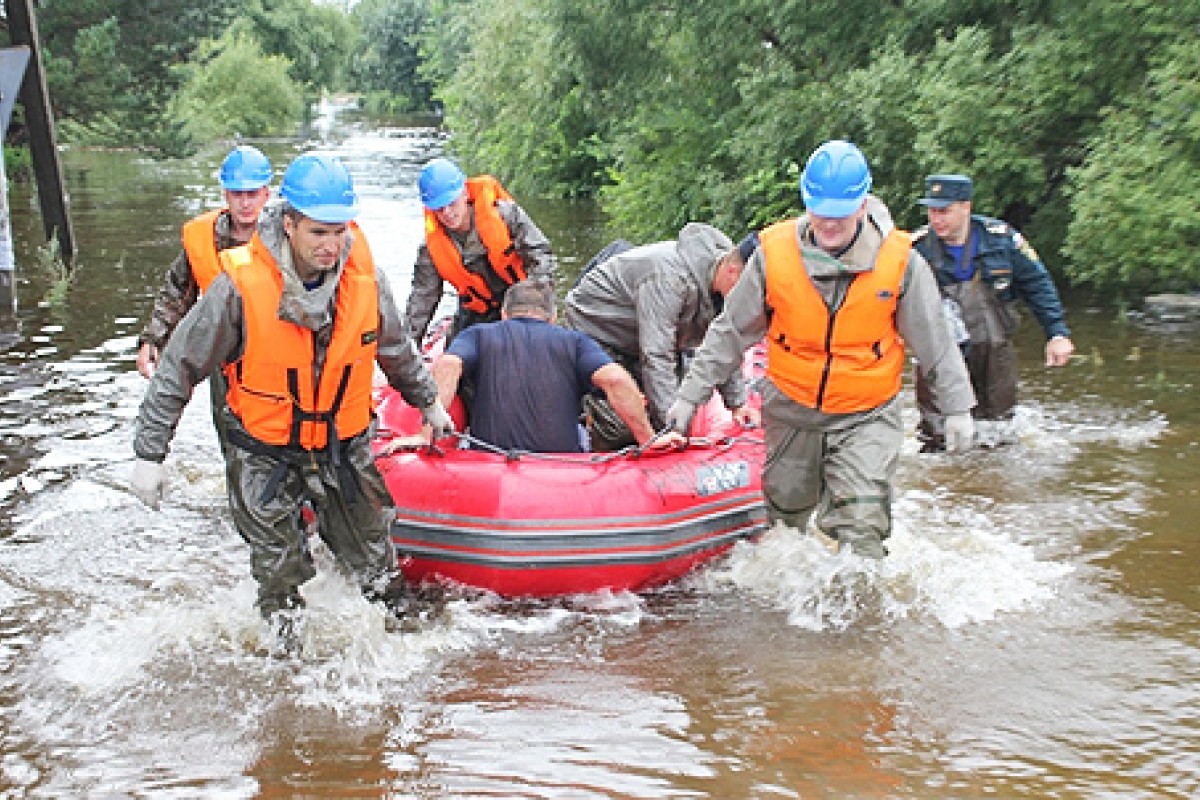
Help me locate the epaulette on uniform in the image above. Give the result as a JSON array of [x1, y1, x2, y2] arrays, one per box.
[[1012, 230, 1041, 262], [985, 221, 1010, 235], [911, 225, 930, 241]]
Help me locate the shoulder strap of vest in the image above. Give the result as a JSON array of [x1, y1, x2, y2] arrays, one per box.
[[878, 228, 913, 264], [466, 175, 513, 206]]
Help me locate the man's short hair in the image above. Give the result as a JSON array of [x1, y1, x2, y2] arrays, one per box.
[[736, 232, 760, 265], [502, 279, 556, 319]]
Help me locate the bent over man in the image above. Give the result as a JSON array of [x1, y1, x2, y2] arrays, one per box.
[[667, 140, 975, 558], [130, 153, 453, 633], [406, 157, 557, 344], [564, 222, 759, 450]]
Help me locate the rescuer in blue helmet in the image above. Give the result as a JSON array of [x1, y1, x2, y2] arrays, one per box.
[[134, 144, 276, 477], [666, 140, 976, 559], [407, 156, 558, 345], [130, 152, 453, 652], [136, 145, 274, 379]]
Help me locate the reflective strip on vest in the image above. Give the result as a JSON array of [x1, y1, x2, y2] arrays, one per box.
[[220, 225, 379, 449], [762, 221, 910, 413], [423, 175, 526, 314], [181, 209, 225, 292]]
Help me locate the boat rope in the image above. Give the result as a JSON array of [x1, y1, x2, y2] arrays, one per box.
[[375, 428, 762, 464]]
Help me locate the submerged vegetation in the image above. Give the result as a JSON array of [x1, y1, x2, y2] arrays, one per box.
[[3, 0, 1198, 296]]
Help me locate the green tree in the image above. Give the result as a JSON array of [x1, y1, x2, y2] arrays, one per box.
[[434, 0, 589, 195], [394, 0, 1200, 293], [25, 0, 350, 154], [233, 0, 352, 98], [349, 0, 436, 114], [40, 17, 130, 123], [169, 31, 306, 141], [1065, 37, 1200, 294], [35, 0, 242, 153]]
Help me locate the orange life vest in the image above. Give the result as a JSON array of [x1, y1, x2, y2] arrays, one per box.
[[423, 175, 526, 314], [762, 221, 911, 413], [219, 225, 379, 449], [181, 209, 225, 292]]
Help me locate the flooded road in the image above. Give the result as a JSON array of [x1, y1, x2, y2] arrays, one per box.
[[0, 105, 1197, 797]]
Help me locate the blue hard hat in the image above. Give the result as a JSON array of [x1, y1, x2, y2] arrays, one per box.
[[218, 145, 272, 190], [418, 157, 466, 210], [800, 140, 872, 218], [280, 154, 359, 223]]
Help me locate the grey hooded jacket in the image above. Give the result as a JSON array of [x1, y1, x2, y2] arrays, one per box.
[[563, 222, 744, 427], [134, 202, 437, 462]]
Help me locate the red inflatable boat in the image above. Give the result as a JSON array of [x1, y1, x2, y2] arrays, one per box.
[[371, 343, 767, 598]]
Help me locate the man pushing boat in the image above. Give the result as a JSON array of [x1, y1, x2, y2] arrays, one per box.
[[129, 153, 454, 652]]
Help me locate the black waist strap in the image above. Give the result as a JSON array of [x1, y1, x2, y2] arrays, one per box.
[[226, 427, 359, 505]]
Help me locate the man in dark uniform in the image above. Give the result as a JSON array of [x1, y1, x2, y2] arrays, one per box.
[[912, 174, 1075, 451]]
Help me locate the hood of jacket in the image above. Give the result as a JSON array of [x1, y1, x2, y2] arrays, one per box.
[[257, 201, 352, 333], [675, 222, 734, 293]]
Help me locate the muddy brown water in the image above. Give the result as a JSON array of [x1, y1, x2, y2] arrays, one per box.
[[0, 106, 1197, 797]]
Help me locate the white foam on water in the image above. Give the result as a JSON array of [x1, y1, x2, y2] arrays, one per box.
[[704, 393, 1166, 634], [705, 513, 1070, 633]]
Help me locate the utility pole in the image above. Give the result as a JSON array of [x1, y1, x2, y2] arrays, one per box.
[[5, 0, 74, 265]]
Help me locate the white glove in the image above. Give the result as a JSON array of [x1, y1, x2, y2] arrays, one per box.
[[664, 398, 697, 435], [130, 458, 167, 510], [421, 399, 455, 439], [944, 413, 975, 454]]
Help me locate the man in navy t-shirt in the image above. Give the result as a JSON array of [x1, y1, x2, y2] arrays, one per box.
[[432, 280, 682, 453]]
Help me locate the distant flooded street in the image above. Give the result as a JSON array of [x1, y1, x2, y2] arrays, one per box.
[[0, 103, 1197, 797]]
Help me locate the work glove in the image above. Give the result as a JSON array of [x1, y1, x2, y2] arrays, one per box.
[[130, 458, 167, 510], [421, 399, 455, 439], [944, 413, 975, 454], [664, 398, 697, 436]]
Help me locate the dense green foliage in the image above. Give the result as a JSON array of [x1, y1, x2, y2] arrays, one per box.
[[14, 0, 347, 156], [7, 1, 1198, 294], [420, 0, 1200, 294], [348, 0, 435, 115], [168, 31, 305, 141]]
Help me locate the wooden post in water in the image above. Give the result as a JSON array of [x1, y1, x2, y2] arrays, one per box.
[[5, 0, 75, 267]]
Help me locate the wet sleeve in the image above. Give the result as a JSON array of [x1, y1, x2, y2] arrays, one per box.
[[404, 244, 446, 343], [377, 269, 439, 410], [1007, 233, 1070, 339], [138, 249, 201, 349], [635, 273, 691, 424], [501, 201, 558, 285], [133, 275, 244, 462], [677, 252, 770, 406], [715, 369, 748, 411]]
